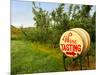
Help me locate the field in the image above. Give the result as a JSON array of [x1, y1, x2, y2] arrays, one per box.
[[11, 40, 96, 74], [11, 40, 65, 74]]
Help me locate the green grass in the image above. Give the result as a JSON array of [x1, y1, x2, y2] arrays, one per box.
[[11, 40, 64, 74], [11, 40, 96, 74]]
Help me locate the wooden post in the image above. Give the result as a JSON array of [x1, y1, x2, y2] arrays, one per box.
[[87, 52, 89, 68], [79, 56, 82, 70], [63, 54, 68, 71]]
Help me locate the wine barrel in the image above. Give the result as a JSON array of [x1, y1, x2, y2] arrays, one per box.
[[60, 28, 90, 58]]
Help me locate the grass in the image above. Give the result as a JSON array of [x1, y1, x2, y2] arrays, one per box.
[[11, 40, 65, 74], [11, 40, 96, 74]]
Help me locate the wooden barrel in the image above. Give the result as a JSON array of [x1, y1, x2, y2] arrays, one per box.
[[60, 28, 90, 58], [70, 28, 90, 54]]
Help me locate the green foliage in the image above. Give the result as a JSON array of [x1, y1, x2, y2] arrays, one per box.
[[80, 5, 92, 18], [20, 27, 49, 43], [32, 2, 50, 30], [51, 3, 69, 31], [11, 40, 64, 74], [32, 3, 95, 44], [11, 25, 24, 40]]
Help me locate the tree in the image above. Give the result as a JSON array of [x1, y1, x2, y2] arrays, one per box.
[[32, 2, 51, 43]]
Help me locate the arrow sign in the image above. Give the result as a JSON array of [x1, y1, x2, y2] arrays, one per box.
[[66, 52, 76, 56]]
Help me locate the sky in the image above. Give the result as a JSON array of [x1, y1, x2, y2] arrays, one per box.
[[11, 0, 96, 28], [11, 0, 60, 28]]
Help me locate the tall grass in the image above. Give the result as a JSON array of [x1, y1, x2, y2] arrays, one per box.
[[11, 40, 64, 74]]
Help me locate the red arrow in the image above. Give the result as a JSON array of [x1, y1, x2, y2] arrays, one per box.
[[66, 52, 76, 56]]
